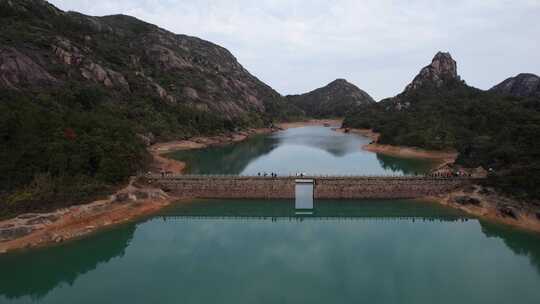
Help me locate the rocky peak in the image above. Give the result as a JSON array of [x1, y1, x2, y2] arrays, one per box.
[[327, 78, 348, 86], [404, 51, 460, 92], [490, 73, 540, 98]]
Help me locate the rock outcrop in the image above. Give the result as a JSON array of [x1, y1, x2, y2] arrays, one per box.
[[404, 52, 460, 93], [0, 0, 293, 118], [490, 73, 540, 98], [286, 79, 375, 117], [378, 51, 469, 110], [0, 47, 58, 88]]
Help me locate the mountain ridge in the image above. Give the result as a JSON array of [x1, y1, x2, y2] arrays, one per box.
[[0, 0, 300, 120], [490, 73, 540, 98], [343, 51, 540, 199]]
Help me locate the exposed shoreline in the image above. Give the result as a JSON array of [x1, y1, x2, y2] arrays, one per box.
[[0, 181, 180, 254], [336, 127, 457, 164], [337, 127, 540, 233], [0, 119, 340, 254], [2, 119, 538, 254], [148, 119, 343, 175], [363, 144, 457, 166], [427, 188, 540, 233]]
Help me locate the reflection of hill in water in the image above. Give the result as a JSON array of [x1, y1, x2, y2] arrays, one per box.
[[170, 128, 440, 176], [277, 135, 357, 157], [168, 134, 277, 174], [169, 127, 375, 174], [275, 127, 364, 157], [480, 221, 540, 275], [1, 201, 539, 301], [0, 225, 135, 300], [376, 154, 437, 175]]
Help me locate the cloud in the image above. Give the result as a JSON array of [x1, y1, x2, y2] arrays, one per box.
[[49, 0, 540, 100]]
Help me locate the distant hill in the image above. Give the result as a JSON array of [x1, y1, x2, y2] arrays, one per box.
[[490, 73, 540, 98], [286, 79, 374, 117], [344, 52, 540, 199]]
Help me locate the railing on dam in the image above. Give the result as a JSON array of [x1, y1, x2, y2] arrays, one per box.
[[145, 173, 480, 180], [143, 174, 482, 200]]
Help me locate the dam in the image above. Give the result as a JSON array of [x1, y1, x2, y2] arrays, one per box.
[[145, 174, 479, 199]]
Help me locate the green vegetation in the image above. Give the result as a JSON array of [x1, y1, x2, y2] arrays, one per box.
[[0, 1, 303, 218], [0, 84, 298, 218], [344, 86, 540, 199]]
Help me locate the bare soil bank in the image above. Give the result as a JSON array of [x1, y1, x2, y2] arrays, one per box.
[[336, 127, 540, 232], [149, 119, 343, 174], [0, 181, 179, 254], [428, 186, 540, 233], [3, 120, 539, 253], [148, 127, 276, 175], [0, 120, 339, 253], [336, 127, 457, 163]]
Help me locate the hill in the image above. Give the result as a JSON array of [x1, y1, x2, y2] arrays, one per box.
[[490, 73, 540, 98], [286, 79, 374, 117], [344, 52, 540, 199], [0, 0, 302, 216]]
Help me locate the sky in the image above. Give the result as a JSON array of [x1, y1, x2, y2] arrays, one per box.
[[48, 0, 540, 100]]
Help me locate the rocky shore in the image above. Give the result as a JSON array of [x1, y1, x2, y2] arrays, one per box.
[[430, 186, 540, 233], [0, 180, 177, 254], [0, 120, 337, 254], [337, 127, 540, 233], [2, 119, 539, 254]]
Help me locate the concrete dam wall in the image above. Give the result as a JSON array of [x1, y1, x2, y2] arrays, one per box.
[[146, 175, 478, 199]]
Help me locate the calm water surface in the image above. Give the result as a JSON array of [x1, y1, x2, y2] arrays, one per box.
[[1, 126, 540, 303], [1, 200, 540, 304], [169, 125, 438, 175]]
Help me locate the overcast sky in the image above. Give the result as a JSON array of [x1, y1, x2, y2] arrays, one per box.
[[49, 0, 540, 100]]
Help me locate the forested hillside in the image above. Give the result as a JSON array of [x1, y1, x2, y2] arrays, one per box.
[[344, 53, 540, 199], [0, 0, 302, 216]]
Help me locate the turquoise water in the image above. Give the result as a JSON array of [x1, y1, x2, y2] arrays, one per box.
[[169, 125, 438, 175], [1, 126, 540, 303], [1, 200, 540, 304]]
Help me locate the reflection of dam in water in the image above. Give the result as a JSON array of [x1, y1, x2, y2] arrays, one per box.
[[157, 199, 472, 222], [2, 199, 540, 303]]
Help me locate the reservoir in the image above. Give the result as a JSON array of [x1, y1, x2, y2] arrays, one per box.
[[1, 126, 539, 303], [167, 125, 438, 176]]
